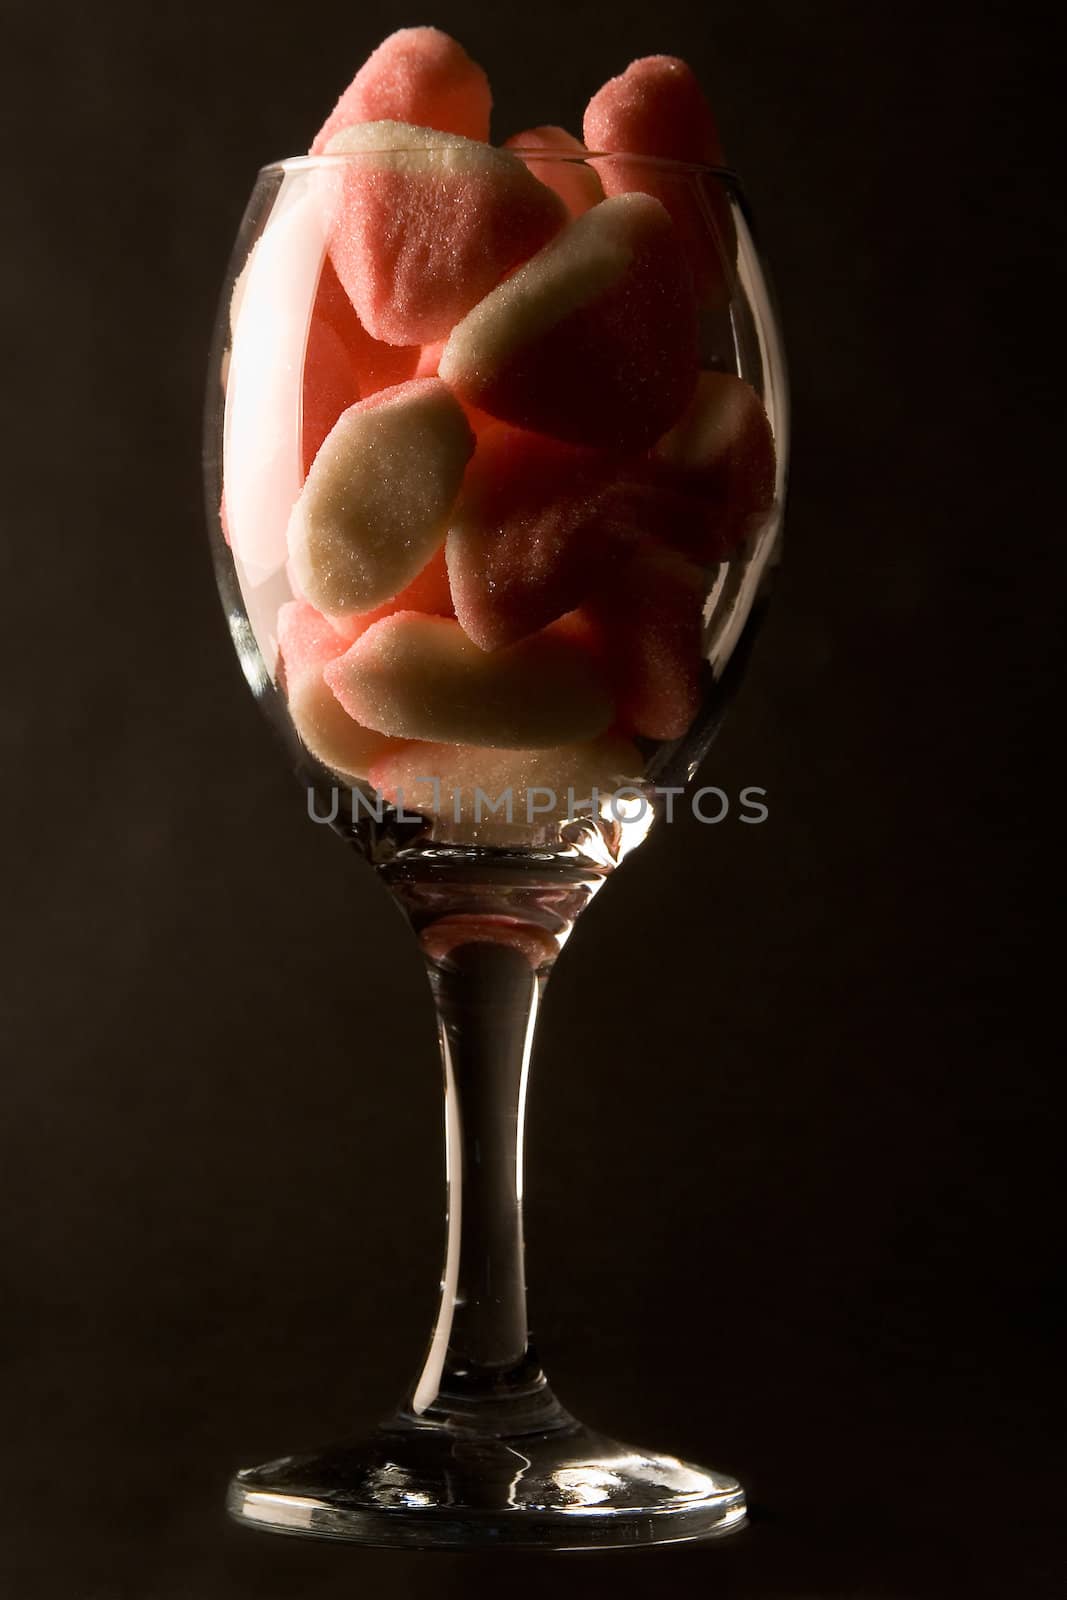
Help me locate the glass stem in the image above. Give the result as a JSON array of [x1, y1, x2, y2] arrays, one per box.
[[402, 935, 572, 1438]]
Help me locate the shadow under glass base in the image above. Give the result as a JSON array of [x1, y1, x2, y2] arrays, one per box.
[[227, 1417, 746, 1551]]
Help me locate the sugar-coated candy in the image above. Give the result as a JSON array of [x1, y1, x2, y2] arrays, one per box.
[[277, 600, 400, 778], [583, 55, 724, 165], [582, 548, 705, 740], [312, 255, 420, 397], [439, 193, 698, 451], [325, 613, 614, 747], [447, 425, 644, 650], [652, 371, 776, 559], [323, 122, 567, 345], [386, 541, 454, 617], [369, 733, 643, 827], [413, 342, 497, 437], [310, 27, 492, 154], [583, 55, 732, 305], [288, 378, 474, 615], [301, 313, 360, 477], [502, 126, 603, 217], [328, 545, 455, 644]]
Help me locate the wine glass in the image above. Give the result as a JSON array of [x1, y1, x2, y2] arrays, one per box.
[[203, 145, 788, 1550]]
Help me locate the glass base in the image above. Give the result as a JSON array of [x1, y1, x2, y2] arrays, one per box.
[[227, 1417, 746, 1551]]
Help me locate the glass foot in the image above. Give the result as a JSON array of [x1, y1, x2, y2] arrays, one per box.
[[227, 1417, 746, 1551]]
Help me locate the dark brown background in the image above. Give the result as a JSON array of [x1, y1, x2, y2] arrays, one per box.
[[1, 1, 1061, 1595]]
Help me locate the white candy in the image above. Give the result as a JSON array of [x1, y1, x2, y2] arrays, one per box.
[[287, 378, 474, 616], [325, 612, 613, 748], [277, 600, 400, 778], [288, 675, 398, 780]]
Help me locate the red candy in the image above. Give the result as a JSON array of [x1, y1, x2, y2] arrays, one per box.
[[392, 541, 454, 616], [310, 27, 492, 154], [323, 122, 567, 346], [582, 549, 706, 741], [439, 193, 698, 451], [447, 425, 644, 651], [329, 545, 456, 645], [301, 313, 359, 477], [502, 126, 603, 217], [583, 55, 724, 166], [583, 55, 733, 306], [651, 372, 777, 560], [278, 597, 347, 679], [277, 600, 400, 778], [301, 259, 424, 478], [260, 36, 772, 783], [312, 255, 420, 396]]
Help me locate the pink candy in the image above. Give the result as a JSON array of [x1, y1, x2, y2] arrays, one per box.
[[446, 425, 642, 651], [439, 193, 698, 451], [310, 27, 492, 154], [329, 545, 455, 645], [301, 313, 360, 478], [651, 372, 777, 560], [582, 549, 705, 741], [277, 600, 400, 778], [323, 122, 567, 346], [312, 255, 420, 399], [583, 55, 724, 166], [257, 38, 775, 796], [502, 125, 603, 217], [300, 257, 421, 478], [583, 55, 732, 306]]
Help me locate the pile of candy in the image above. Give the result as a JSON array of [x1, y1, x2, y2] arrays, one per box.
[[227, 29, 776, 820]]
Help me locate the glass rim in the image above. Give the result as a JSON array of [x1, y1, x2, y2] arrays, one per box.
[[259, 148, 741, 184]]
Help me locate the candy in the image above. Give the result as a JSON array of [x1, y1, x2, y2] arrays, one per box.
[[301, 313, 360, 477], [312, 255, 420, 396], [323, 122, 567, 345], [369, 734, 643, 827], [582, 549, 705, 740], [502, 126, 603, 217], [287, 378, 475, 616], [583, 56, 732, 306], [583, 55, 724, 166], [277, 600, 399, 778], [310, 27, 492, 154], [388, 541, 455, 616], [446, 424, 643, 650], [325, 612, 614, 747], [438, 193, 698, 451], [329, 545, 455, 645], [651, 371, 776, 559]]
